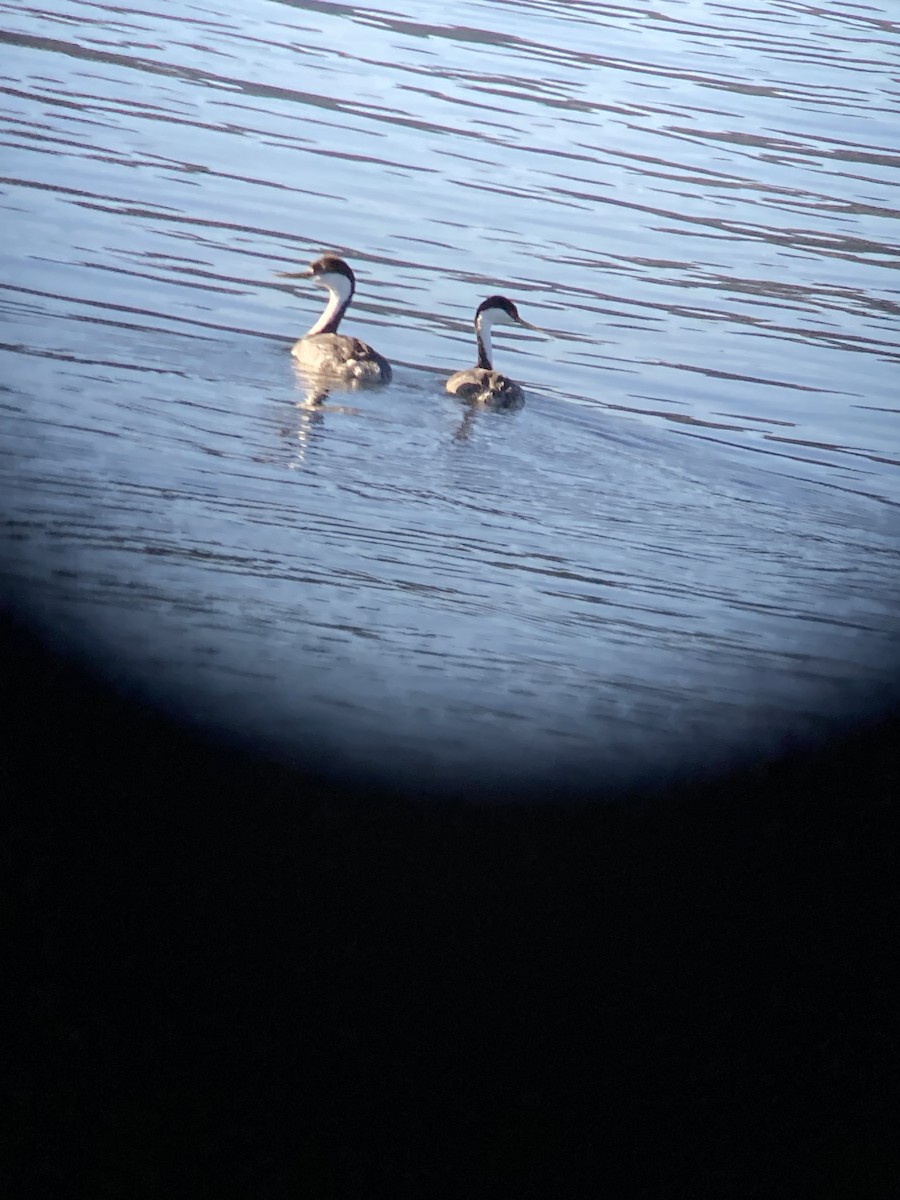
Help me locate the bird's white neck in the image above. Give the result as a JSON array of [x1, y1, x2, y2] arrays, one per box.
[[475, 312, 495, 368], [306, 271, 354, 336]]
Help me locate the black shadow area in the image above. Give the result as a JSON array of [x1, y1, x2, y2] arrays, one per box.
[[6, 609, 897, 1199]]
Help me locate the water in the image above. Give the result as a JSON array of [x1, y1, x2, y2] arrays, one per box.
[[2, 0, 899, 797]]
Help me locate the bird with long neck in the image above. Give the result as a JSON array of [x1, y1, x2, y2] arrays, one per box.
[[446, 295, 544, 407], [278, 254, 392, 385]]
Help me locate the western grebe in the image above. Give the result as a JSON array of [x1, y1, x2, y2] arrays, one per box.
[[445, 295, 543, 407], [278, 254, 392, 385]]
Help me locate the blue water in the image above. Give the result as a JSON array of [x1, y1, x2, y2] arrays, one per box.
[[2, 0, 899, 795]]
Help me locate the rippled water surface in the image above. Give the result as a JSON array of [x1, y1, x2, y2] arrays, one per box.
[[2, 0, 899, 795]]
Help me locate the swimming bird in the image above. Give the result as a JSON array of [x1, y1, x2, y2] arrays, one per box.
[[278, 254, 392, 385], [445, 295, 543, 407]]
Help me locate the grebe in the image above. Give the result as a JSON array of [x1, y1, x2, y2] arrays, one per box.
[[445, 295, 543, 407], [278, 255, 392, 385]]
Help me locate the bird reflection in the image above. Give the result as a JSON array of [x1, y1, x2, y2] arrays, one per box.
[[284, 371, 363, 469], [451, 393, 525, 443], [453, 404, 479, 443]]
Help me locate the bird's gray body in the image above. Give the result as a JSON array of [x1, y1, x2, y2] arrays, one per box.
[[291, 331, 392, 384], [445, 366, 523, 407]]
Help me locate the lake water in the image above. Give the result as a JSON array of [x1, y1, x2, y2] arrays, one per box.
[[2, 0, 898, 798]]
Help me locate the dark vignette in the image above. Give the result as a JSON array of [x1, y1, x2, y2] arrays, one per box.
[[5, 606, 898, 1198]]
